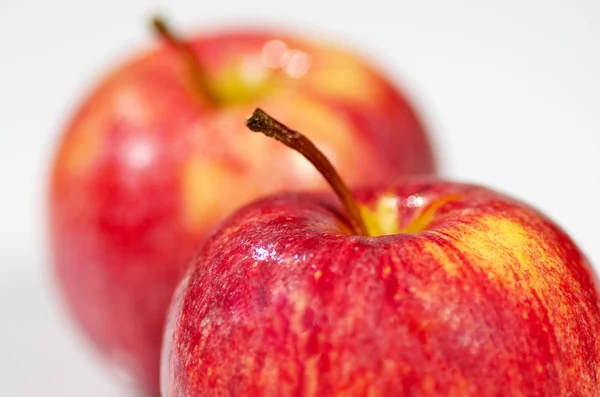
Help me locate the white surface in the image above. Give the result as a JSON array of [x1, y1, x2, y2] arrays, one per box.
[[1, 0, 599, 395], [0, 275, 135, 396]]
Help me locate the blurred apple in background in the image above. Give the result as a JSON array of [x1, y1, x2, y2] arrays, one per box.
[[48, 17, 436, 394]]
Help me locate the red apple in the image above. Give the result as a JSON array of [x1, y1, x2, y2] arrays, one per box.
[[161, 110, 600, 396], [49, 19, 436, 394]]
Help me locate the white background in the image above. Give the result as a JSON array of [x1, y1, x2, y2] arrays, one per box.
[[1, 0, 599, 395]]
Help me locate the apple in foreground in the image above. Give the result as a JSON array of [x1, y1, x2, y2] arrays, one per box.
[[161, 109, 600, 396], [49, 18, 435, 394]]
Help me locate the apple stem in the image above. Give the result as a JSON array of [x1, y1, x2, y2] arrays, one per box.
[[245, 108, 369, 236], [151, 16, 220, 106]]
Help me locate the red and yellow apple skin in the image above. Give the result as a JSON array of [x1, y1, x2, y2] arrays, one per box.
[[162, 179, 600, 396], [49, 30, 435, 394]]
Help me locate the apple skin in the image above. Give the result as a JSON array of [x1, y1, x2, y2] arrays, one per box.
[[161, 179, 600, 396], [49, 30, 435, 394]]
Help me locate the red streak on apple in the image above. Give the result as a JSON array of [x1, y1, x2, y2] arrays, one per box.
[[49, 28, 435, 394], [162, 180, 600, 396]]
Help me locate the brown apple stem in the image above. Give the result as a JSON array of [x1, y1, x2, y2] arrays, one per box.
[[151, 16, 219, 106], [245, 108, 368, 236]]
